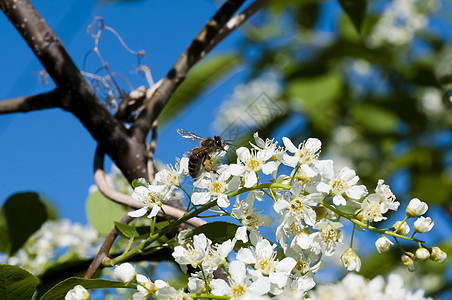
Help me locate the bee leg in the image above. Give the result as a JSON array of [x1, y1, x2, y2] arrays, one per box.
[[203, 160, 219, 175]]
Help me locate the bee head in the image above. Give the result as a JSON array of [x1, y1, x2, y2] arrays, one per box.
[[214, 136, 226, 151]]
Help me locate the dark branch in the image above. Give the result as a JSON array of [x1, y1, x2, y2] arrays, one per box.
[[131, 0, 246, 142], [0, 0, 149, 181], [0, 89, 63, 115], [84, 212, 133, 279]]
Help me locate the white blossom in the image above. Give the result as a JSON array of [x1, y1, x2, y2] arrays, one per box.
[[65, 285, 90, 300], [114, 262, 136, 284], [406, 198, 428, 217], [414, 216, 434, 233], [375, 236, 393, 253]]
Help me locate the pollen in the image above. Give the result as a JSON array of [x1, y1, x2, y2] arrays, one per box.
[[231, 283, 246, 298]]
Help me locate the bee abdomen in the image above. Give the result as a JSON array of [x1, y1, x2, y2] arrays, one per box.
[[189, 147, 204, 178]]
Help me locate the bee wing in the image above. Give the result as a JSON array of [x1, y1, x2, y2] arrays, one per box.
[[183, 149, 193, 158], [177, 129, 204, 142]]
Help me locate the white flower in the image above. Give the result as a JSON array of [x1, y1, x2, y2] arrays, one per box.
[[229, 147, 278, 188], [202, 238, 236, 273], [374, 179, 399, 211], [192, 172, 233, 207], [317, 166, 367, 206], [128, 184, 167, 218], [155, 157, 189, 188], [65, 285, 90, 300], [430, 246, 447, 263], [359, 194, 387, 222], [416, 248, 430, 261], [393, 221, 410, 235], [274, 182, 323, 230], [156, 286, 192, 300], [114, 262, 136, 284], [340, 248, 361, 272], [132, 274, 155, 300], [282, 137, 321, 168], [375, 236, 393, 253], [210, 260, 270, 298], [237, 240, 296, 295], [232, 194, 272, 243], [311, 220, 344, 256], [406, 198, 428, 217], [414, 216, 434, 233], [172, 233, 211, 268]]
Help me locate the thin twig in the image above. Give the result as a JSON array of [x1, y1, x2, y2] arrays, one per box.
[[84, 212, 133, 279], [200, 0, 267, 60], [93, 145, 206, 227], [131, 0, 247, 142]]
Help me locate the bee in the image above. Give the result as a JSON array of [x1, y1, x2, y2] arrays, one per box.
[[177, 129, 228, 179]]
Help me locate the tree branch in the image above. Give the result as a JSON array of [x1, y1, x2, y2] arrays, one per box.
[[84, 212, 133, 279], [131, 0, 246, 142], [0, 0, 149, 181], [94, 145, 206, 227], [200, 0, 267, 60], [0, 89, 63, 115]]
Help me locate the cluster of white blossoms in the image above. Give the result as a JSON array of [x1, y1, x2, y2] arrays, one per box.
[[367, 0, 439, 47], [128, 157, 188, 219], [1, 219, 100, 275], [308, 273, 433, 300], [69, 133, 446, 299]]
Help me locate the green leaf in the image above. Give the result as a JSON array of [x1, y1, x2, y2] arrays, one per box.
[[158, 53, 242, 124], [115, 222, 149, 239], [39, 277, 134, 300], [351, 104, 398, 134], [115, 221, 170, 239], [190, 221, 239, 244], [0, 265, 39, 300], [338, 0, 367, 33], [411, 173, 452, 205], [86, 191, 128, 235], [288, 72, 342, 133], [0, 192, 48, 255], [131, 179, 145, 189]]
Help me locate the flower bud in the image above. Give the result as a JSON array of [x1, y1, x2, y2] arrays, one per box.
[[315, 206, 327, 221], [414, 216, 434, 233], [114, 262, 136, 284], [65, 285, 90, 300], [341, 248, 361, 272], [375, 236, 393, 253], [393, 221, 410, 235], [415, 248, 430, 261], [355, 210, 365, 222], [430, 246, 447, 263], [401, 252, 416, 272], [406, 198, 428, 217]]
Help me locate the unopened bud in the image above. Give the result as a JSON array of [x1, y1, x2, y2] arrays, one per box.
[[406, 198, 428, 217], [65, 285, 90, 300], [415, 248, 430, 261], [401, 252, 416, 272], [430, 246, 447, 263], [393, 221, 410, 235], [355, 210, 365, 222], [114, 262, 136, 284], [341, 248, 361, 272], [414, 216, 434, 233], [375, 236, 393, 253], [315, 206, 327, 221]]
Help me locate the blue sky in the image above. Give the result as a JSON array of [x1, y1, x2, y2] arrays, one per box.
[[0, 0, 247, 223]]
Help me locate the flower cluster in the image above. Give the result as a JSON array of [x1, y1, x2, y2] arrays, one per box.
[[0, 219, 100, 275], [108, 133, 446, 299], [128, 157, 189, 218]]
